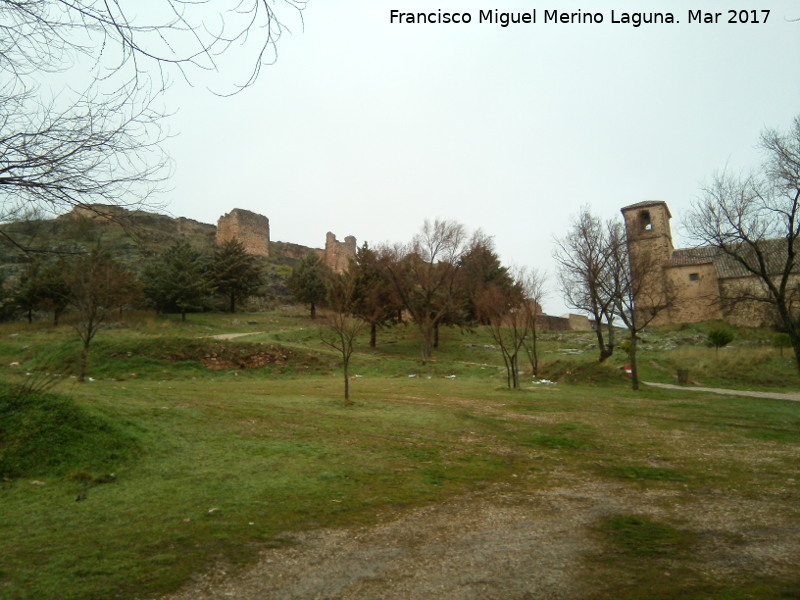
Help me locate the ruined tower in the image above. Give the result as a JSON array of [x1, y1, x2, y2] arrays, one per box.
[[216, 209, 270, 257], [323, 232, 357, 273]]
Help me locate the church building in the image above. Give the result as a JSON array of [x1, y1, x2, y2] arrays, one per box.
[[621, 200, 795, 327]]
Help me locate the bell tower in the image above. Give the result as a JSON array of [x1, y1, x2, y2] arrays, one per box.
[[621, 200, 674, 265], [620, 201, 674, 318]]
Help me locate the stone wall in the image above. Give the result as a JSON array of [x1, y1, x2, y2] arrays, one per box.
[[324, 232, 357, 273], [216, 209, 270, 257], [718, 276, 796, 328], [659, 263, 722, 325]]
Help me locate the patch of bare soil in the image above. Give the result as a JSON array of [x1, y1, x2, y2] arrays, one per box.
[[157, 479, 800, 600], [200, 350, 288, 370]]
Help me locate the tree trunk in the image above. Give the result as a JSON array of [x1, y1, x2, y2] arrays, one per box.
[[595, 324, 610, 362], [605, 321, 616, 360], [789, 328, 800, 376], [433, 321, 440, 349], [78, 342, 90, 383], [629, 333, 640, 391], [310, 302, 316, 320], [501, 351, 512, 389], [369, 322, 377, 348], [420, 322, 434, 364], [511, 353, 520, 389], [343, 358, 352, 406]]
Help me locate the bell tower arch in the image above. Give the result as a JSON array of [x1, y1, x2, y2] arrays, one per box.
[[621, 200, 674, 265]]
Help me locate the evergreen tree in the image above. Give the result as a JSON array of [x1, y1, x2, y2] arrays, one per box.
[[287, 253, 327, 319], [458, 233, 515, 325], [13, 258, 70, 324], [351, 243, 400, 347], [211, 239, 263, 313], [143, 241, 213, 320]]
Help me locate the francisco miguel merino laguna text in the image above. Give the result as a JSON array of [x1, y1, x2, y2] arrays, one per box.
[[389, 9, 772, 27]]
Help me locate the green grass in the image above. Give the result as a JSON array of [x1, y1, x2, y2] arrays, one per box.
[[0, 385, 140, 479], [1, 311, 799, 599], [599, 465, 689, 482], [597, 514, 697, 557]]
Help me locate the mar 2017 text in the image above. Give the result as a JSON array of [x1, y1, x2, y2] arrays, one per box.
[[388, 9, 771, 28]]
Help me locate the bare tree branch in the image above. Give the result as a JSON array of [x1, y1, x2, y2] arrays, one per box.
[[1, 0, 305, 248], [687, 116, 800, 374], [553, 206, 618, 362], [1, 0, 306, 93]]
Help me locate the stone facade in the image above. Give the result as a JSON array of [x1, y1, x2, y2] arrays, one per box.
[[216, 209, 270, 257], [323, 232, 357, 273], [621, 200, 795, 327]]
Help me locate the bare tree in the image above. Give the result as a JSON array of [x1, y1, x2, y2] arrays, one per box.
[[520, 267, 548, 379], [475, 281, 528, 389], [382, 219, 471, 364], [63, 249, 139, 381], [0, 85, 169, 240], [687, 116, 800, 374], [553, 207, 618, 362], [606, 221, 674, 391], [321, 270, 365, 407]]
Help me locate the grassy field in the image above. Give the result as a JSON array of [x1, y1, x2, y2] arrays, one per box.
[[1, 309, 799, 599]]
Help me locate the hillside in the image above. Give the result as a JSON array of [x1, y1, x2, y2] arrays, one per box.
[[0, 204, 319, 268]]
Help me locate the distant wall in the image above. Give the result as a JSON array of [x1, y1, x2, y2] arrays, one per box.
[[535, 313, 594, 332]]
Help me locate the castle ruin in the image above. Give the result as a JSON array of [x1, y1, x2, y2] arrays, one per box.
[[216, 209, 270, 257], [215, 209, 356, 272], [323, 232, 357, 273]]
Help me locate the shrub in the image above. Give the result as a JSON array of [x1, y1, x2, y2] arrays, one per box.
[[773, 333, 791, 357], [706, 327, 735, 357]]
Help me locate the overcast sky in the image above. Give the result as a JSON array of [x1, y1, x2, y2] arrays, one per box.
[[161, 1, 800, 316]]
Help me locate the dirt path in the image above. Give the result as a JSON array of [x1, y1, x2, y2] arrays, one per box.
[[158, 479, 798, 600], [643, 381, 800, 402], [158, 483, 611, 600], [206, 332, 264, 341]]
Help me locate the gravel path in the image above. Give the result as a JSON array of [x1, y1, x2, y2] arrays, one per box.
[[643, 381, 800, 402], [157, 478, 799, 600], [159, 484, 606, 600]]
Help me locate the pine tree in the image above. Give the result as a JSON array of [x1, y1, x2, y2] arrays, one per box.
[[211, 239, 263, 313], [287, 254, 328, 319], [143, 241, 213, 320]]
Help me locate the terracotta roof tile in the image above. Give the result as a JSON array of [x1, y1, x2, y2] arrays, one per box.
[[668, 239, 798, 279]]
